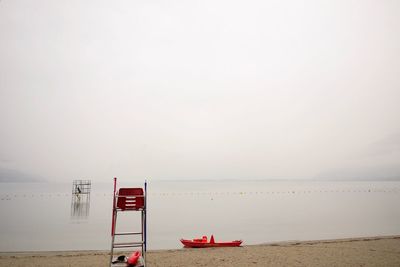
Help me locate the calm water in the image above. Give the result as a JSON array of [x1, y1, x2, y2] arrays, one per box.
[[0, 180, 399, 252]]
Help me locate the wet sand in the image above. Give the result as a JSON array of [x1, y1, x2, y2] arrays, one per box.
[[0, 236, 399, 266]]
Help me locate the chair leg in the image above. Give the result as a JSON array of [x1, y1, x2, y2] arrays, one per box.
[[109, 211, 117, 266]]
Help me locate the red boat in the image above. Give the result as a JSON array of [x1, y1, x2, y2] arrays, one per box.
[[180, 235, 242, 248]]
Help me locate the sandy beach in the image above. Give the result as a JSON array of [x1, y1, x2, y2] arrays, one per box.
[[1, 236, 399, 267]]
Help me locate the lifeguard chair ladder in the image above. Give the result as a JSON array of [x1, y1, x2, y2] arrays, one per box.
[[110, 178, 147, 266]]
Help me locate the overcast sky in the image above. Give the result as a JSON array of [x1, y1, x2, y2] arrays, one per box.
[[0, 0, 399, 182]]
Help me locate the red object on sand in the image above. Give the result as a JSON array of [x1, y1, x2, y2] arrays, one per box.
[[127, 251, 141, 265], [180, 235, 242, 248]]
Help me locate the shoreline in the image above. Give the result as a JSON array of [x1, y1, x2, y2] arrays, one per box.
[[1, 235, 399, 254], [1, 235, 400, 266]]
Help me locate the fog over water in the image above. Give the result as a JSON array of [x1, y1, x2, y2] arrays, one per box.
[[0, 180, 399, 251], [1, 0, 400, 182]]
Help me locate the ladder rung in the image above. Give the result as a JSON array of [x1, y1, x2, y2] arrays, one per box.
[[114, 232, 142, 236], [115, 208, 145, 212], [113, 242, 144, 248], [113, 244, 143, 249], [111, 257, 145, 267], [114, 241, 144, 246]]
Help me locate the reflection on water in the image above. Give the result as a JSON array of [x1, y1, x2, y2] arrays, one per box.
[[70, 180, 91, 220], [71, 200, 91, 220]]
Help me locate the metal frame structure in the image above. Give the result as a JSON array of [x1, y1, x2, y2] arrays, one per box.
[[71, 180, 91, 219], [110, 178, 147, 267], [72, 179, 91, 202]]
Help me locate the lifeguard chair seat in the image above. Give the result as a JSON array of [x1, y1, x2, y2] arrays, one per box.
[[117, 188, 144, 210]]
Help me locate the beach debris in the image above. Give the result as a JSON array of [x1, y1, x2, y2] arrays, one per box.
[[127, 251, 141, 266], [110, 251, 143, 267], [111, 255, 127, 264]]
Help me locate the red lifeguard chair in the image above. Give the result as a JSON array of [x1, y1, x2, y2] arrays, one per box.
[[110, 178, 147, 266]]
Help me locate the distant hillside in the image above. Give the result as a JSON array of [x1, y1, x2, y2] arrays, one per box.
[[0, 168, 42, 183], [318, 176, 400, 181]]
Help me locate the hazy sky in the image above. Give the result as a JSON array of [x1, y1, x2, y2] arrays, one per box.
[[1, 0, 399, 181]]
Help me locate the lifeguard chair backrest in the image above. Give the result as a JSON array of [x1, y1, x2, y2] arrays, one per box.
[[117, 188, 144, 210]]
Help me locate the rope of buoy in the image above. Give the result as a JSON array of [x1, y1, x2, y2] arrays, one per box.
[[1, 188, 399, 200]]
